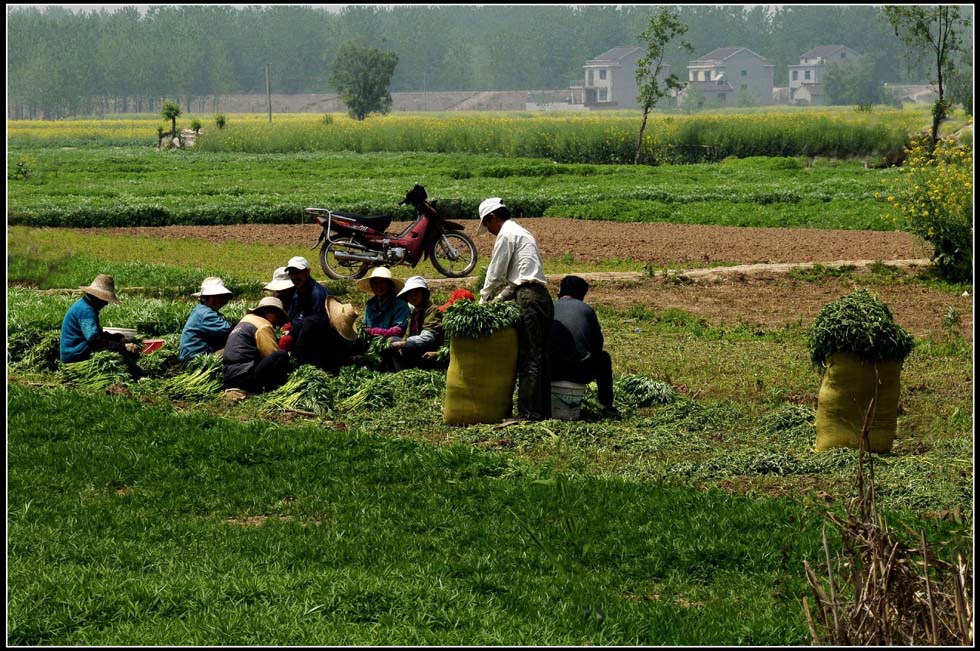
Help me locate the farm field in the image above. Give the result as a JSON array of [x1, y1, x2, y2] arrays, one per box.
[[6, 107, 974, 645]]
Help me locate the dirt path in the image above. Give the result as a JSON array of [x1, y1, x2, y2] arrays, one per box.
[[84, 221, 971, 339]]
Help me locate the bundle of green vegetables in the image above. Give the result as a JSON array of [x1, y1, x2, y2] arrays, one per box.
[[59, 351, 132, 390], [161, 353, 223, 400], [357, 333, 390, 370], [9, 328, 62, 372], [260, 364, 335, 416], [808, 289, 915, 370], [135, 333, 183, 378], [442, 299, 521, 339], [615, 374, 678, 408], [338, 374, 396, 412]]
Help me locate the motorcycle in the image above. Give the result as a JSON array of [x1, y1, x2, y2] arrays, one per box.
[[305, 184, 478, 281]]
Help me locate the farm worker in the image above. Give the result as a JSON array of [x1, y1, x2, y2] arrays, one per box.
[[263, 266, 296, 349], [477, 197, 553, 421], [222, 296, 292, 394], [356, 267, 411, 343], [283, 256, 333, 368], [312, 296, 362, 375], [59, 273, 144, 379], [548, 275, 615, 411], [178, 276, 234, 364], [387, 275, 446, 370]]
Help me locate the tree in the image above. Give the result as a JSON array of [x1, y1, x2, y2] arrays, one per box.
[[883, 5, 968, 149], [824, 55, 885, 109], [633, 8, 692, 164], [161, 101, 182, 141], [329, 41, 399, 120]]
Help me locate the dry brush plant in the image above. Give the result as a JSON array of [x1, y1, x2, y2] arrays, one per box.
[[801, 398, 973, 645]]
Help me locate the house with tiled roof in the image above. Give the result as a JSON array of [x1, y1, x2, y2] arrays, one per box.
[[568, 46, 672, 110], [682, 47, 775, 108], [788, 45, 861, 105]]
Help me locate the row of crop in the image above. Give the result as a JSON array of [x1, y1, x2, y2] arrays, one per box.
[[8, 108, 927, 160]]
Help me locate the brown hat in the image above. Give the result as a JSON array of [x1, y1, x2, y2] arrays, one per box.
[[79, 274, 121, 304], [325, 296, 359, 342], [247, 296, 288, 322]]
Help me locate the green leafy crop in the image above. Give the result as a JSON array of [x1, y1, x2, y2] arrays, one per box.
[[807, 289, 914, 369]]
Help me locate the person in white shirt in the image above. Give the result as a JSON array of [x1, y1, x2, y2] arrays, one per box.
[[477, 197, 553, 421]]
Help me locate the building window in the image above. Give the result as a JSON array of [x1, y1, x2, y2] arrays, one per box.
[[805, 70, 811, 81], [740, 69, 747, 77], [587, 70, 593, 85], [717, 93, 726, 102], [701, 70, 707, 81], [599, 69, 607, 80], [840, 52, 846, 59], [792, 70, 798, 81], [598, 89, 608, 101]]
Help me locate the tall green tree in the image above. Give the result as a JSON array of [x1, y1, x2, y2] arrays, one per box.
[[161, 101, 181, 139], [824, 55, 884, 109], [329, 41, 399, 120], [634, 8, 692, 165], [883, 5, 968, 148]]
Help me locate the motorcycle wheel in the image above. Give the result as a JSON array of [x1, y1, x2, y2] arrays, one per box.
[[320, 237, 370, 280], [429, 232, 478, 278]]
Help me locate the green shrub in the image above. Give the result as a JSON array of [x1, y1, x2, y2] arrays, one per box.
[[883, 134, 973, 283]]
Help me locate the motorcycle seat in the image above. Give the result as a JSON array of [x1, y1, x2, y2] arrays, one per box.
[[331, 210, 393, 230]]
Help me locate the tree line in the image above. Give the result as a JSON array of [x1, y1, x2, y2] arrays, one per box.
[[7, 4, 967, 119]]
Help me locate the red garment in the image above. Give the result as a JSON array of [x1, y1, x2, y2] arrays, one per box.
[[279, 333, 295, 351], [439, 288, 476, 312]]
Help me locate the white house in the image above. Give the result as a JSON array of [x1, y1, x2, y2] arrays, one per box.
[[788, 45, 861, 105], [569, 46, 672, 110], [683, 47, 775, 108]]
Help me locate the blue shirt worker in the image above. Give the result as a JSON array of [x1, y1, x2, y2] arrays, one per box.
[[60, 273, 143, 379], [179, 277, 235, 363], [356, 267, 410, 341], [283, 256, 338, 370]]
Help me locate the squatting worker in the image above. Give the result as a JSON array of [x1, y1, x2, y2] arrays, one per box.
[[264, 266, 297, 349], [60, 273, 144, 379], [387, 275, 445, 370], [222, 296, 292, 394], [477, 197, 553, 421], [178, 276, 234, 364], [283, 256, 333, 368], [549, 275, 615, 411]]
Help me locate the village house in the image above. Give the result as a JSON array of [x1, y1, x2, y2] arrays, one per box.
[[568, 46, 673, 110], [681, 47, 775, 108], [788, 45, 861, 105]]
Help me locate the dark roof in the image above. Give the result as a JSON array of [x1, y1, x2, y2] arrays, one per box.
[[691, 47, 769, 63], [589, 46, 643, 63], [800, 45, 855, 60]]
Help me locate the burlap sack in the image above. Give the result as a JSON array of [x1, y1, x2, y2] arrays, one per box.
[[814, 352, 902, 453], [443, 326, 518, 425]]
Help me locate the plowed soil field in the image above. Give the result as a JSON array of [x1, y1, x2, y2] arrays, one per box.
[[89, 220, 973, 339]]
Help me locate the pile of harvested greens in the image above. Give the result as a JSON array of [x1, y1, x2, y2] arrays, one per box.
[[808, 289, 915, 370], [442, 299, 521, 338]]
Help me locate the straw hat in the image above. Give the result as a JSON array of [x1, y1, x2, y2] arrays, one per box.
[[264, 267, 294, 291], [354, 267, 406, 294], [325, 296, 359, 342], [247, 296, 288, 322], [397, 275, 430, 298], [193, 276, 233, 297], [79, 274, 121, 305]]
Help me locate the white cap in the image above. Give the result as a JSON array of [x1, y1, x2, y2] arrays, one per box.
[[397, 275, 430, 298], [477, 197, 505, 235], [193, 276, 233, 297], [264, 267, 294, 291], [285, 256, 310, 271]]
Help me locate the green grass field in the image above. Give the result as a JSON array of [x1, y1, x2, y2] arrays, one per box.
[[8, 148, 900, 229], [6, 107, 972, 644]]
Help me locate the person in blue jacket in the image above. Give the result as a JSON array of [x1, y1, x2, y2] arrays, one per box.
[[60, 273, 143, 378], [179, 276, 235, 363], [357, 267, 410, 343]]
